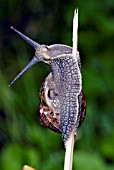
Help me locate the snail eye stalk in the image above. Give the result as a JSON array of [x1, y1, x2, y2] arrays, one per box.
[[9, 56, 39, 87], [10, 26, 40, 49], [9, 26, 41, 87]]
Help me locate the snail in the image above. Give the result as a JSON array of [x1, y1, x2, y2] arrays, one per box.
[[9, 26, 86, 145]]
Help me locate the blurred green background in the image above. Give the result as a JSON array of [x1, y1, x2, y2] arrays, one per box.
[[0, 0, 114, 170]]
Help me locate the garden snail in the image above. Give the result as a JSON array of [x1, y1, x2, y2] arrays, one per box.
[[9, 26, 86, 145]]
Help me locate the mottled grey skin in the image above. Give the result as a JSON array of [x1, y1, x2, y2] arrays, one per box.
[[39, 44, 82, 143], [50, 54, 82, 143]]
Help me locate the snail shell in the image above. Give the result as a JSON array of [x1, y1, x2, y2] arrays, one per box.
[[38, 73, 61, 133], [38, 72, 86, 133]]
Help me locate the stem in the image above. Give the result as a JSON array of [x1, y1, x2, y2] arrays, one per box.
[[73, 9, 78, 58], [64, 8, 78, 170], [22, 165, 36, 170], [64, 132, 75, 170]]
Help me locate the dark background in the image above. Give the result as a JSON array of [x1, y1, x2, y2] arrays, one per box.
[[0, 0, 114, 169]]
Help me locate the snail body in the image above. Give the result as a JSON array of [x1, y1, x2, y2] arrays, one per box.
[[38, 58, 86, 140]]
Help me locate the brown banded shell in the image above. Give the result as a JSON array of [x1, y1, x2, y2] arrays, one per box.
[[38, 73, 61, 133], [38, 72, 86, 133]]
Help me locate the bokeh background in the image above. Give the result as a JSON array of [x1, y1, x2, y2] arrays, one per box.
[[0, 0, 114, 170]]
